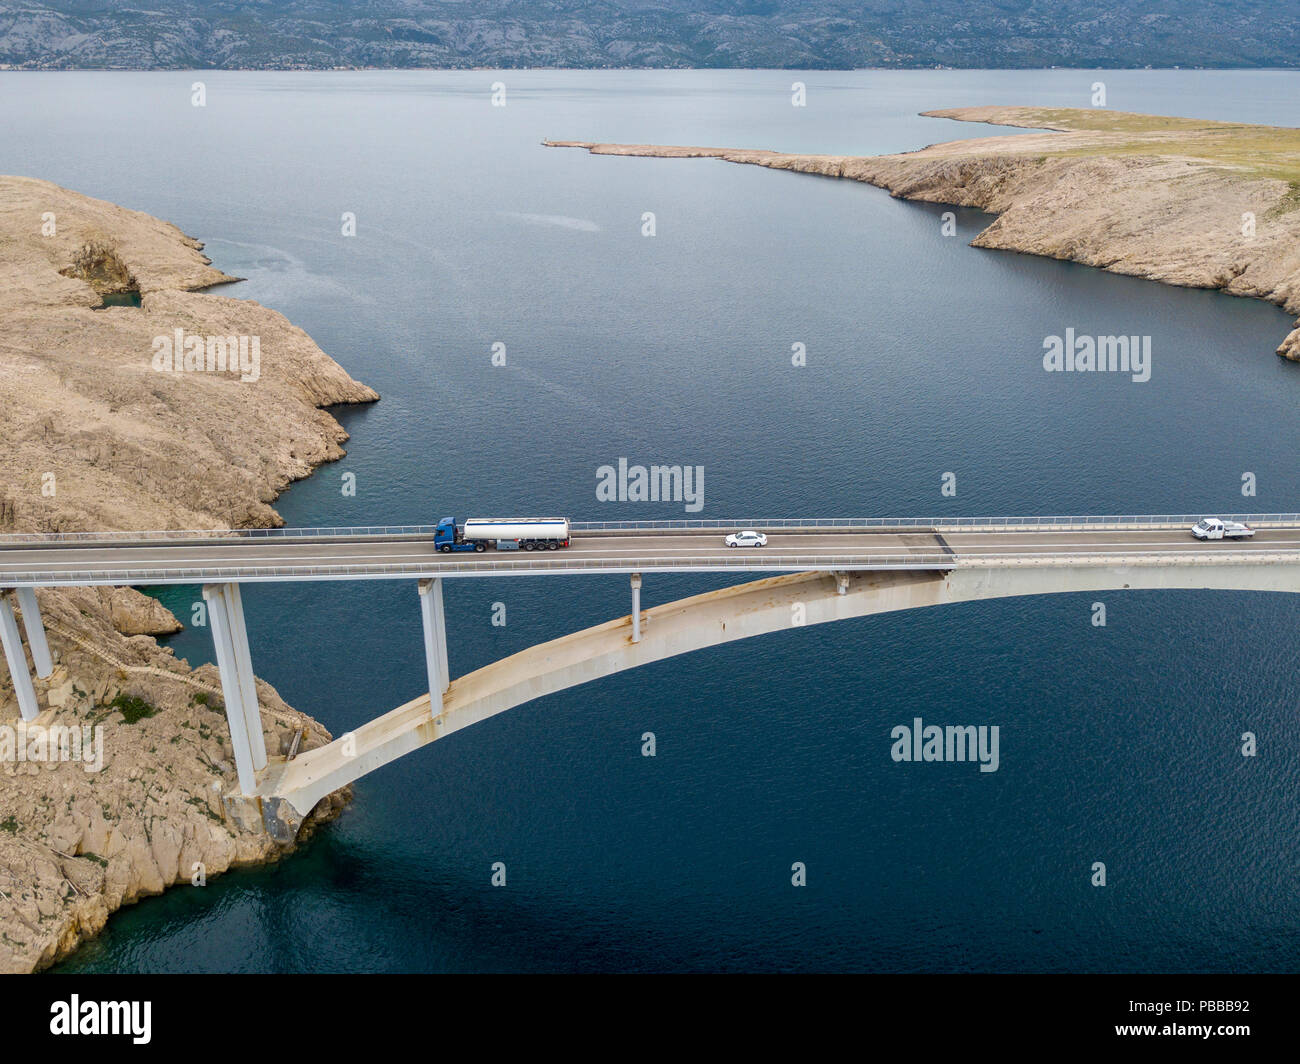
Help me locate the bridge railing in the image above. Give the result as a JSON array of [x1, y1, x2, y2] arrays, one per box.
[[9, 546, 1300, 586], [0, 525, 440, 545], [572, 514, 1300, 532], [2, 514, 1300, 547]]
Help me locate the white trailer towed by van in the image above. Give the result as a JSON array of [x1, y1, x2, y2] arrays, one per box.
[[1191, 517, 1254, 540]]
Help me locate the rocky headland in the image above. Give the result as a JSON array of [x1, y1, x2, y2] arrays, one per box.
[[547, 106, 1300, 362], [0, 176, 378, 971]]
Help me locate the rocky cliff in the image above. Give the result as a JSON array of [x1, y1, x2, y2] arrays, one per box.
[[0, 175, 377, 972]]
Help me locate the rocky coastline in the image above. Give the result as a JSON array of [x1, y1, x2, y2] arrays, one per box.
[[547, 106, 1300, 361], [0, 175, 377, 972]]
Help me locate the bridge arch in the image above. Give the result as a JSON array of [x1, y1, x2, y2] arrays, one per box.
[[253, 560, 1300, 839]]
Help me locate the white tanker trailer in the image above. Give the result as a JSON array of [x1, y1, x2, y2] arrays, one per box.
[[434, 516, 571, 552]]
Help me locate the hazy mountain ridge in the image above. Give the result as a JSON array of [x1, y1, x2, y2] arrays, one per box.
[[0, 1, 1295, 70]]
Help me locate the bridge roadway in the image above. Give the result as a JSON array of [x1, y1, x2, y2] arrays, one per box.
[[4, 523, 1300, 585]]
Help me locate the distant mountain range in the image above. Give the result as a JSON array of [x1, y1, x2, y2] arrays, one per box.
[[1, 1, 1296, 70]]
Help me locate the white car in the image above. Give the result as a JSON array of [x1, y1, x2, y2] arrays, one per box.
[[725, 530, 768, 548]]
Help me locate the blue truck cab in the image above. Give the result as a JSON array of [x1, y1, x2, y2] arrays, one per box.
[[434, 517, 485, 552]]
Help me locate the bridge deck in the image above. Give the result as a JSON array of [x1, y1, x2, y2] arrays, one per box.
[[3, 526, 1300, 585]]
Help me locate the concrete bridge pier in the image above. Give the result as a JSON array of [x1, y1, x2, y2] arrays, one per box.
[[224, 583, 266, 770], [418, 578, 449, 716], [631, 573, 642, 642], [0, 591, 40, 722], [14, 588, 53, 678], [202, 583, 267, 794]]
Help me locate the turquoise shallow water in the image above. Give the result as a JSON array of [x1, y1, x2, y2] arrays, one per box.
[[3, 68, 1297, 972]]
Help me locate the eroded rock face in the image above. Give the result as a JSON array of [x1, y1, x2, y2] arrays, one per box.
[[93, 587, 184, 636], [0, 176, 374, 972], [0, 175, 378, 534], [58, 233, 137, 296], [1277, 323, 1300, 361]]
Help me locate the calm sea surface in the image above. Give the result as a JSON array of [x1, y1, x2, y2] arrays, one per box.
[[2, 69, 1298, 972]]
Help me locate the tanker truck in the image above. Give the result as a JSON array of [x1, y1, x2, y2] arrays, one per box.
[[434, 516, 571, 552]]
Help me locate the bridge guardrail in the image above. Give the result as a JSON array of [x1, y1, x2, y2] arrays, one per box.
[[6, 547, 1300, 586], [2, 514, 1300, 547], [0, 524, 441, 546], [572, 514, 1300, 532]]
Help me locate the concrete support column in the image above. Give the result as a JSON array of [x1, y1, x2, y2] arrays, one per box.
[[631, 573, 642, 643], [418, 579, 447, 716], [0, 593, 40, 722], [14, 587, 53, 678], [203, 584, 259, 794], [831, 571, 850, 596], [221, 583, 266, 771], [431, 577, 448, 691]]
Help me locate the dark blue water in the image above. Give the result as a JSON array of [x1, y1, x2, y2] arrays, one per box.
[[3, 69, 1298, 972]]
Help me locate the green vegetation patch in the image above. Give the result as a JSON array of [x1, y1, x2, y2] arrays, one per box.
[[185, 796, 224, 824], [1265, 182, 1300, 218], [191, 691, 223, 713], [110, 692, 160, 724]]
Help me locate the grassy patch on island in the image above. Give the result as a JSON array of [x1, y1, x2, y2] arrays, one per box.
[[998, 107, 1300, 184]]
